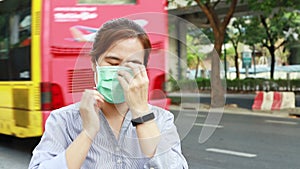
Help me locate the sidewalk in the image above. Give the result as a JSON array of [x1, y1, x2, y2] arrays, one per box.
[[167, 92, 300, 118], [169, 103, 300, 118], [168, 92, 258, 110]]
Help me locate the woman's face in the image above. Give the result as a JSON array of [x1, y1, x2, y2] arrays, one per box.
[[96, 38, 145, 67], [93, 37, 146, 103]]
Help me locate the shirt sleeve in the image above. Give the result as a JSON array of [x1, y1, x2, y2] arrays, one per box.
[[28, 110, 69, 169], [143, 110, 189, 169]]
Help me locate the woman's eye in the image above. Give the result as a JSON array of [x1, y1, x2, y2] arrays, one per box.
[[129, 61, 142, 65], [109, 62, 119, 66]]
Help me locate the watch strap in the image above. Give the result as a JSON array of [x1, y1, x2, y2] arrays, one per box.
[[131, 112, 155, 127]]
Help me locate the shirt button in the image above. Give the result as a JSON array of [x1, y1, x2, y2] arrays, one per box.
[[117, 159, 122, 164], [115, 147, 120, 152]]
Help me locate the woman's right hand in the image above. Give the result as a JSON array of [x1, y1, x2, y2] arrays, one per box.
[[79, 89, 104, 140]]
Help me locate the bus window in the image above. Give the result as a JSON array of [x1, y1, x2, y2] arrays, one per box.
[[0, 1, 31, 81], [0, 17, 9, 60], [77, 0, 136, 5]]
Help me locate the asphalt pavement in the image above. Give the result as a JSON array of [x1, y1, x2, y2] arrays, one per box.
[[0, 136, 38, 169], [170, 108, 300, 169]]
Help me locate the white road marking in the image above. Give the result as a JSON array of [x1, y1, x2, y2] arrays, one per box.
[[184, 114, 206, 118], [194, 123, 224, 128], [206, 148, 257, 158], [265, 120, 298, 125]]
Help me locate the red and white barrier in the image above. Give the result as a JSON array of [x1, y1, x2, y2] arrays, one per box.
[[281, 92, 296, 109], [252, 91, 295, 111]]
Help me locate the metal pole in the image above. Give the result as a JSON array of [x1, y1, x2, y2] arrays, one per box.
[[287, 72, 290, 91], [176, 21, 181, 80], [246, 65, 249, 78], [253, 46, 256, 75]]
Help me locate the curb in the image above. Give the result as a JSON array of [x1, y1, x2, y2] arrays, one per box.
[[167, 93, 300, 118], [169, 103, 295, 118]]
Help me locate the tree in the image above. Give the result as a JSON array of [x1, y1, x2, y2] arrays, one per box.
[[169, 0, 238, 107], [226, 18, 245, 79], [245, 0, 300, 79], [190, 0, 238, 108], [187, 28, 211, 79], [186, 35, 204, 78]]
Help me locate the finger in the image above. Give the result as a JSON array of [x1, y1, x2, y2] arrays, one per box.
[[81, 89, 90, 104], [94, 95, 104, 103], [95, 95, 104, 108], [86, 89, 104, 100], [92, 91, 104, 109], [118, 69, 133, 83], [138, 65, 147, 78], [83, 90, 104, 108], [92, 90, 105, 100], [85, 89, 95, 94], [117, 75, 129, 91], [124, 62, 141, 78]]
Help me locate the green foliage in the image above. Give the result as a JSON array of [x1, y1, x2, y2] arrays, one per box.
[[226, 46, 235, 56], [186, 30, 209, 69], [187, 53, 198, 69], [167, 75, 180, 92], [186, 34, 199, 69], [186, 0, 193, 6], [241, 16, 265, 46], [227, 17, 247, 45], [247, 0, 299, 16], [241, 0, 300, 78], [243, 0, 300, 47], [225, 17, 245, 75], [224, 46, 235, 60]]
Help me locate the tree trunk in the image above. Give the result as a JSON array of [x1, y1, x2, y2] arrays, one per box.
[[234, 57, 240, 79], [195, 0, 237, 108], [268, 45, 276, 79], [234, 45, 240, 79], [195, 56, 200, 79], [211, 36, 225, 108]]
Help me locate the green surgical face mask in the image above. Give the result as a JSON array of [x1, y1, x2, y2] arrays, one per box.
[[95, 65, 132, 104]]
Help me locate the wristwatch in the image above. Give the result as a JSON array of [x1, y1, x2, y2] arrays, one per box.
[[131, 112, 155, 127]]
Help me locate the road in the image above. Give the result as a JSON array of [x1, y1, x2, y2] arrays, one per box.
[[0, 136, 38, 169], [174, 110, 300, 169], [0, 110, 299, 169]]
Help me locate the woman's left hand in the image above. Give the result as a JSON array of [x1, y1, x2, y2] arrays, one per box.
[[117, 62, 150, 118]]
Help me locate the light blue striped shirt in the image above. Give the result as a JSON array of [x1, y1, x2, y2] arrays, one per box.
[[29, 103, 188, 169]]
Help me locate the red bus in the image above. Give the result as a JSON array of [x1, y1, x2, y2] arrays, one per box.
[[0, 0, 169, 138]]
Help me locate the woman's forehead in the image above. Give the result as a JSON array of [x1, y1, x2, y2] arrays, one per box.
[[104, 38, 144, 59]]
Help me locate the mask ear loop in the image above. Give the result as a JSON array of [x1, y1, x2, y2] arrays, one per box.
[[94, 60, 100, 87]]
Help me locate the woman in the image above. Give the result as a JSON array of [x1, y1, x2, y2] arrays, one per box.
[[29, 18, 188, 169]]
